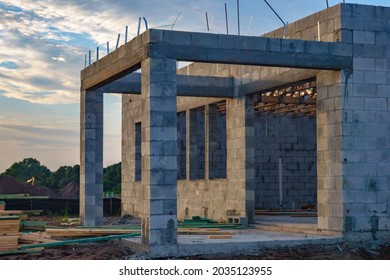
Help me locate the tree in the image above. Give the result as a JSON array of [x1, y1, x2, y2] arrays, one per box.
[[2, 158, 51, 183], [45, 165, 80, 189], [3, 158, 122, 193], [103, 162, 121, 194]]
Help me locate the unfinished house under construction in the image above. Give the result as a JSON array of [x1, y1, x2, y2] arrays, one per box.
[[80, 4, 390, 255]]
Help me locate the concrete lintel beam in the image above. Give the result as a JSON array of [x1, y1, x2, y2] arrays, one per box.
[[100, 73, 234, 98], [239, 69, 320, 96], [99, 73, 141, 94], [177, 75, 234, 98]]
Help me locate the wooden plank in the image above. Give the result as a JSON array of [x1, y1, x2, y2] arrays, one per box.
[[0, 235, 19, 251], [179, 230, 235, 235], [0, 210, 43, 216], [208, 235, 232, 239], [45, 228, 141, 237], [20, 220, 47, 231], [19, 233, 141, 250], [0, 215, 20, 220], [19, 233, 57, 244], [0, 194, 30, 199], [0, 194, 49, 199]]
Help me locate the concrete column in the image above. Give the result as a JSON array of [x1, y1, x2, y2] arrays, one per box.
[[141, 57, 178, 247], [316, 70, 345, 233], [80, 89, 104, 226], [245, 95, 255, 224], [226, 93, 255, 223]]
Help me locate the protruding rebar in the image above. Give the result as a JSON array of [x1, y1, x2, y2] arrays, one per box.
[[171, 12, 181, 30], [225, 3, 229, 35], [116, 34, 120, 49], [206, 12, 210, 31], [263, 0, 286, 26], [237, 0, 240, 35]]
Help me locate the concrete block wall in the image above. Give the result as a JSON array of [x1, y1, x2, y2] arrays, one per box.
[[339, 4, 390, 238], [122, 60, 320, 222], [122, 94, 143, 215], [120, 4, 390, 238], [263, 4, 342, 42], [316, 70, 344, 232], [254, 115, 317, 210], [176, 93, 252, 222], [121, 4, 338, 221]]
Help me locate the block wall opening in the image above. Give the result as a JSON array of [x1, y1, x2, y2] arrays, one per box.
[[135, 122, 142, 182], [189, 107, 205, 180], [177, 111, 186, 179], [209, 102, 227, 179]]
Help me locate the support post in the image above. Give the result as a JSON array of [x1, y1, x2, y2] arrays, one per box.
[[245, 95, 255, 223], [80, 89, 104, 226], [141, 57, 178, 249]]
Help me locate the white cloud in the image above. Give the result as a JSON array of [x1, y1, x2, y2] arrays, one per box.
[[51, 55, 66, 62]]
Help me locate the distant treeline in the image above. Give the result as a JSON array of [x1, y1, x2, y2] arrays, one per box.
[[1, 158, 121, 194]]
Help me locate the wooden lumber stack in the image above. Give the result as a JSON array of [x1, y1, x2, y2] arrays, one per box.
[[0, 216, 20, 252], [178, 228, 236, 235], [18, 232, 57, 245], [46, 227, 141, 237], [45, 227, 236, 237]]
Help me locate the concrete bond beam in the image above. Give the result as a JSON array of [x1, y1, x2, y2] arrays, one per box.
[[81, 29, 352, 92], [148, 30, 353, 70]]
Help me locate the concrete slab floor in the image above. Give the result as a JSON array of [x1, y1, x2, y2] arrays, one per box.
[[121, 226, 342, 258]]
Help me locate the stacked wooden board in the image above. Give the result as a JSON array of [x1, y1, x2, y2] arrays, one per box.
[[45, 227, 236, 237], [19, 232, 57, 244], [0, 215, 20, 252]]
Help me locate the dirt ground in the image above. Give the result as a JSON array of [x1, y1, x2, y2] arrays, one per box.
[[1, 215, 389, 260], [1, 241, 390, 260]]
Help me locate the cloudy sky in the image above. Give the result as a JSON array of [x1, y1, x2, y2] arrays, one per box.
[[0, 0, 388, 172]]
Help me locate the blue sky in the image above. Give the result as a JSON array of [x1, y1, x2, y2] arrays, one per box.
[[0, 0, 389, 172]]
